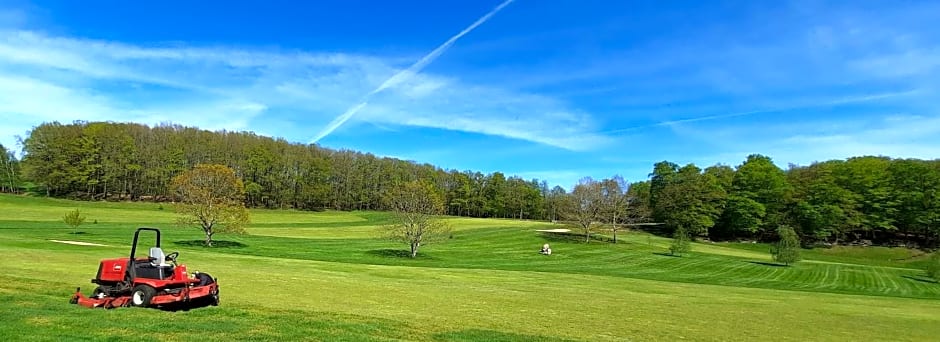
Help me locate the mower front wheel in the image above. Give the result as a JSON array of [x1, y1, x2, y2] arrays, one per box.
[[92, 286, 108, 298], [131, 285, 156, 307]]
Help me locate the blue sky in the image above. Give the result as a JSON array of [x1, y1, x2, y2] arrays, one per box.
[[1, 0, 939, 189]]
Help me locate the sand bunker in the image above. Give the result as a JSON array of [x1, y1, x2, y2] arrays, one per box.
[[50, 240, 108, 247], [535, 228, 572, 233]]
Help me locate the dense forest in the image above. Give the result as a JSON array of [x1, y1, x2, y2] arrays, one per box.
[[6, 121, 549, 219], [2, 121, 939, 247]]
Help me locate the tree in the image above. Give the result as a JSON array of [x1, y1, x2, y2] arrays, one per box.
[[670, 227, 691, 256], [718, 195, 766, 239], [63, 208, 86, 234], [771, 225, 801, 266], [566, 177, 604, 242], [927, 252, 940, 281], [729, 154, 790, 237], [787, 161, 860, 243], [705, 164, 734, 193], [601, 176, 628, 243], [889, 159, 940, 246], [483, 172, 507, 218], [17, 120, 940, 248], [384, 180, 451, 258], [170, 164, 250, 247], [625, 181, 652, 223], [649, 161, 679, 224], [837, 157, 897, 239], [0, 144, 19, 193], [546, 186, 567, 222], [653, 164, 725, 238]]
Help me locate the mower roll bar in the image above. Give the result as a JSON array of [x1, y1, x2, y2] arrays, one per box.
[[126, 227, 161, 282]]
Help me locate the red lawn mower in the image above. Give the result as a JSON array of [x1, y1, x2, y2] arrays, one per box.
[[70, 227, 220, 309]]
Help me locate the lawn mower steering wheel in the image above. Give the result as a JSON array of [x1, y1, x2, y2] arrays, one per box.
[[165, 251, 179, 263]]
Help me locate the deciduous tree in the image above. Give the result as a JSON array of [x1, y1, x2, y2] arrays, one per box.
[[566, 177, 604, 242], [601, 176, 628, 243], [546, 186, 567, 222], [653, 164, 725, 238], [771, 225, 801, 266], [625, 181, 652, 223], [170, 164, 249, 247], [670, 226, 691, 256], [384, 180, 451, 258], [926, 252, 940, 281], [0, 144, 18, 193], [63, 208, 86, 234], [729, 154, 790, 236], [719, 195, 766, 239]]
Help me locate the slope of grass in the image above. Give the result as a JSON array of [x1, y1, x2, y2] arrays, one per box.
[[3, 240, 940, 342], [719, 241, 932, 269], [1, 194, 939, 341]]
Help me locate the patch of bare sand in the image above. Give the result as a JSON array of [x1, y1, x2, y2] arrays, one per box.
[[49, 240, 108, 247], [535, 228, 571, 233]]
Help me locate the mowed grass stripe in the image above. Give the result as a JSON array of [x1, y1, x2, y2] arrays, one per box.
[[1, 194, 938, 301], [2, 194, 940, 341], [11, 223, 939, 300], [3, 247, 940, 342]]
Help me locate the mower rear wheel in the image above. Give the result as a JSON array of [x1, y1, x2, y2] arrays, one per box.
[[195, 272, 215, 286], [131, 285, 156, 307]]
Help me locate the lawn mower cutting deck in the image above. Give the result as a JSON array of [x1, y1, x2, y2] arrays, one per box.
[[70, 227, 219, 309]]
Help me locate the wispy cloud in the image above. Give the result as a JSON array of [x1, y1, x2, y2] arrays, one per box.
[[777, 114, 940, 159], [663, 113, 940, 171], [850, 49, 940, 78], [0, 26, 608, 151]]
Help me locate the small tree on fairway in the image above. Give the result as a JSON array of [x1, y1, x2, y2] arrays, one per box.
[[601, 176, 628, 243], [171, 164, 249, 247], [927, 252, 940, 281], [670, 227, 691, 256], [63, 209, 86, 233], [565, 177, 604, 242], [385, 180, 452, 258], [771, 225, 801, 266]]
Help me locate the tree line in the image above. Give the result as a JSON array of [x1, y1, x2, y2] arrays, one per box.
[[12, 121, 548, 219], [4, 121, 939, 247], [640, 155, 940, 248], [0, 143, 18, 194]]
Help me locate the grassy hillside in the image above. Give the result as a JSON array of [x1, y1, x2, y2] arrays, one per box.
[[1, 194, 938, 341], [720, 241, 933, 269]]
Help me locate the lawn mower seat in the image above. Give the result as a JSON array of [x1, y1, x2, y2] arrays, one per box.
[[149, 247, 170, 267]]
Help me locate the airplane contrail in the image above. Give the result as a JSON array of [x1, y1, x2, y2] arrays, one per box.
[[310, 0, 516, 143], [603, 89, 920, 135]]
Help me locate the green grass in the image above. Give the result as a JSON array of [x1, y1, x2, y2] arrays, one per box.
[[1, 194, 938, 341], [720, 241, 933, 269]]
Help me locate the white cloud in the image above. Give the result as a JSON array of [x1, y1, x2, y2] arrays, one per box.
[[676, 114, 940, 169], [0, 74, 268, 150], [775, 115, 940, 160], [849, 49, 940, 78], [0, 30, 605, 151], [513, 170, 586, 190], [0, 75, 114, 122], [353, 76, 613, 150]]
